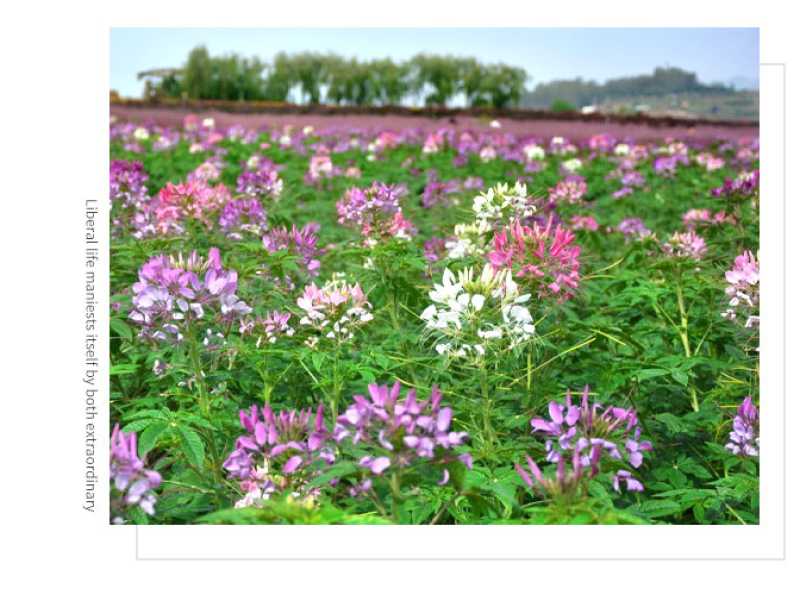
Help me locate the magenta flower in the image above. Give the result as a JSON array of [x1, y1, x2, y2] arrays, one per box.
[[725, 396, 760, 457], [683, 208, 737, 230], [712, 170, 759, 197], [262, 223, 324, 280], [223, 404, 335, 507], [721, 250, 760, 330], [219, 197, 268, 237], [530, 386, 651, 489], [661, 231, 707, 260], [334, 382, 471, 489], [236, 166, 283, 201], [305, 154, 342, 185], [110, 159, 150, 210], [336, 182, 416, 243], [616, 217, 653, 242], [515, 445, 601, 501], [110, 424, 162, 521], [129, 248, 251, 343], [239, 310, 295, 346], [613, 470, 644, 493], [548, 177, 587, 206], [296, 280, 373, 348], [156, 180, 229, 232], [487, 216, 582, 301], [569, 215, 599, 231]]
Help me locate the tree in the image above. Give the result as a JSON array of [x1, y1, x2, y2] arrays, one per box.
[[457, 57, 488, 107], [481, 64, 527, 108]]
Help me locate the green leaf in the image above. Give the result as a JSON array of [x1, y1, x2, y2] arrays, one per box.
[[122, 419, 162, 433], [653, 413, 691, 434], [671, 371, 689, 386], [128, 505, 149, 525], [311, 352, 325, 371], [138, 422, 169, 456], [177, 426, 206, 467], [632, 500, 682, 518], [110, 319, 134, 341], [635, 368, 670, 381]]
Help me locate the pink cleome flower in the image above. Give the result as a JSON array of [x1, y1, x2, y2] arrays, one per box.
[[156, 180, 227, 232], [487, 216, 582, 301], [661, 231, 707, 260]]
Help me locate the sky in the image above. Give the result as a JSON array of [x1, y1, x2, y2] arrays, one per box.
[[110, 28, 759, 98]]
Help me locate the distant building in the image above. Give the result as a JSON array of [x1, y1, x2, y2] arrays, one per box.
[[580, 105, 597, 114]]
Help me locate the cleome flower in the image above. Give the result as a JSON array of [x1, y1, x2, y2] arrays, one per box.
[[110, 159, 150, 211], [296, 280, 373, 348], [156, 180, 229, 232], [262, 222, 324, 281], [724, 396, 760, 457], [110, 424, 162, 521], [472, 182, 536, 223], [516, 446, 602, 502], [239, 310, 295, 347], [529, 386, 651, 492], [336, 182, 414, 243], [548, 176, 587, 206], [661, 231, 707, 261], [236, 165, 283, 201], [445, 219, 492, 259], [721, 249, 759, 330], [712, 169, 759, 198], [420, 265, 535, 361], [218, 197, 268, 237], [487, 216, 582, 301], [223, 404, 335, 508], [129, 248, 251, 344], [616, 216, 653, 242], [333, 382, 471, 493], [569, 215, 599, 232]]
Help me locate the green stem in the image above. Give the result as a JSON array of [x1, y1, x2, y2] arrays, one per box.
[[526, 346, 533, 390], [480, 363, 494, 451], [391, 470, 402, 524], [186, 332, 210, 414], [261, 352, 272, 405], [675, 270, 700, 412], [331, 348, 341, 422]]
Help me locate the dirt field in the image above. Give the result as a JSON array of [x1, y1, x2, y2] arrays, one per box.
[[111, 105, 759, 143]]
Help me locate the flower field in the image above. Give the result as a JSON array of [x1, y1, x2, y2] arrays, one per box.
[[110, 115, 760, 525]]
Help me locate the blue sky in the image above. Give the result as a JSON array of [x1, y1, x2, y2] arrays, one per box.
[[110, 28, 759, 98]]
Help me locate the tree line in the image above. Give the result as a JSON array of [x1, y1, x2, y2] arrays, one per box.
[[520, 67, 734, 109], [147, 46, 529, 108]]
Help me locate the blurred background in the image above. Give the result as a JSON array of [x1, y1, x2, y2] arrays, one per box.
[[111, 28, 759, 121]]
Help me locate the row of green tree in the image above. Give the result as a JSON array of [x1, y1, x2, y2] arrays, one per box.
[[519, 67, 734, 109], [149, 46, 529, 108]]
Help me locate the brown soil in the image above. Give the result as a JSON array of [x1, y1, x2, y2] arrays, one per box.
[[111, 105, 759, 143]]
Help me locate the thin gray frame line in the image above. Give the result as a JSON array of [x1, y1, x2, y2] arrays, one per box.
[[136, 63, 786, 563]]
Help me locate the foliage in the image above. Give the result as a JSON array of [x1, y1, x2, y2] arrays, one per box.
[[149, 46, 528, 108], [109, 117, 760, 526]]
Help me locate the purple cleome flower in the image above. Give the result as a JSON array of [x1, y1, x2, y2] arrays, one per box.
[[262, 223, 324, 280], [334, 382, 472, 490], [129, 248, 251, 344], [110, 424, 162, 521], [725, 396, 760, 457], [223, 404, 335, 508], [530, 386, 651, 492]]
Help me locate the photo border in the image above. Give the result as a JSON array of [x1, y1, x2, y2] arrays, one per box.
[[132, 61, 783, 561]]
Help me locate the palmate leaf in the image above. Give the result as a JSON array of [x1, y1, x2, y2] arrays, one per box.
[[176, 426, 206, 467], [138, 422, 170, 456]]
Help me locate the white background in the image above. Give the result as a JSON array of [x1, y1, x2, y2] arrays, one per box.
[[2, 1, 798, 598]]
